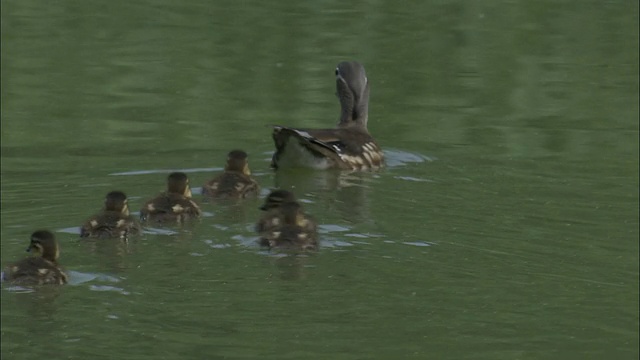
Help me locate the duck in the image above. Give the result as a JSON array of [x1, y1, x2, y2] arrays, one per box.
[[2, 230, 68, 285], [270, 61, 384, 171], [80, 191, 142, 239], [256, 190, 318, 250], [140, 172, 202, 224], [258, 201, 318, 251], [202, 150, 260, 200]]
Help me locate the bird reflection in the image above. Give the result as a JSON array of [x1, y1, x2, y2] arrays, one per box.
[[79, 238, 137, 273], [201, 197, 259, 227], [273, 169, 372, 224], [267, 254, 314, 281], [7, 286, 64, 324]]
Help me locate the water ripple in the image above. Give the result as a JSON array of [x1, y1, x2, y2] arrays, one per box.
[[109, 167, 221, 176], [384, 149, 435, 168]]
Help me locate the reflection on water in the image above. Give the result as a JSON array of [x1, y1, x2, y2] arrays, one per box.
[[88, 285, 130, 295], [5, 288, 64, 323], [273, 168, 374, 223], [142, 227, 180, 236], [67, 270, 122, 286], [264, 252, 316, 281], [383, 149, 436, 168], [3, 270, 125, 320], [78, 238, 137, 273], [269, 148, 434, 224]]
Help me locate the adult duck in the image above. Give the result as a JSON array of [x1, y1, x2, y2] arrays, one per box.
[[271, 61, 384, 171]]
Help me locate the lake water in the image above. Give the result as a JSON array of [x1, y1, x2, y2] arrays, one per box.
[[1, 1, 638, 359]]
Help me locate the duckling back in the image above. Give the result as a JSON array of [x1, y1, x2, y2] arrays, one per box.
[[140, 193, 201, 224], [203, 172, 259, 200], [203, 150, 260, 200], [81, 211, 141, 239], [259, 224, 318, 251], [3, 257, 68, 285]]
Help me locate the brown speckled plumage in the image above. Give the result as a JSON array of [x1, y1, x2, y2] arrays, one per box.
[[81, 191, 142, 239], [203, 150, 259, 200], [2, 230, 68, 285], [140, 172, 202, 224]]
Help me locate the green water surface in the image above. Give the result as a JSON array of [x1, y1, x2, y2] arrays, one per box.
[[1, 1, 638, 359]]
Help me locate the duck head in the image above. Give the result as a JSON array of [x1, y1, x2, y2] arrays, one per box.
[[279, 201, 305, 226], [26, 230, 60, 263], [225, 150, 251, 176], [104, 191, 130, 215], [167, 172, 192, 198]]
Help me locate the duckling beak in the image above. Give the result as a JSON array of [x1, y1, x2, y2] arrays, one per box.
[[259, 201, 275, 211], [25, 246, 32, 253], [184, 186, 192, 198]]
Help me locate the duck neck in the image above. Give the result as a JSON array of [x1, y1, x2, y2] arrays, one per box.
[[42, 247, 59, 264], [339, 84, 369, 129]]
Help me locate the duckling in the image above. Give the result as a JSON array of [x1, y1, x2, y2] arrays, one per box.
[[140, 172, 202, 224], [202, 150, 259, 200], [2, 230, 68, 285], [259, 201, 318, 251], [255, 189, 299, 234], [256, 189, 317, 237], [271, 61, 384, 171], [80, 191, 142, 239]]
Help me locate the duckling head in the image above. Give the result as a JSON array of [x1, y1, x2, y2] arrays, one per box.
[[26, 230, 60, 263], [167, 172, 192, 198], [225, 150, 251, 176], [279, 202, 305, 226], [260, 189, 297, 211], [104, 191, 130, 215]]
